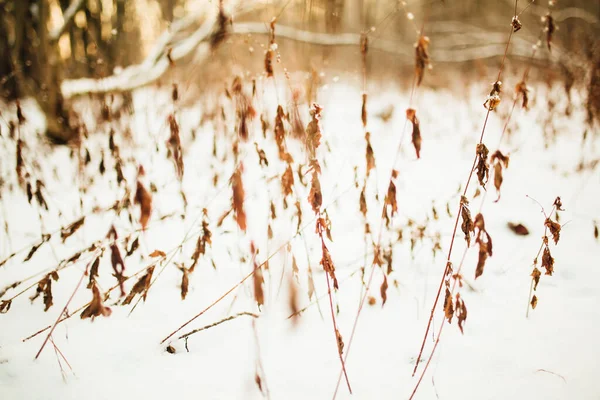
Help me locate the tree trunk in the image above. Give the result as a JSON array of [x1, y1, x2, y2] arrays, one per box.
[[0, 4, 19, 100], [36, 0, 76, 143]]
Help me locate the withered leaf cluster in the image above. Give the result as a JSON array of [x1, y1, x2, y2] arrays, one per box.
[[474, 213, 493, 278], [123, 266, 155, 305], [231, 164, 247, 231], [80, 283, 112, 320], [484, 81, 502, 111], [491, 150, 509, 201], [30, 272, 59, 311], [475, 143, 490, 187], [406, 108, 422, 159], [414, 36, 431, 86]]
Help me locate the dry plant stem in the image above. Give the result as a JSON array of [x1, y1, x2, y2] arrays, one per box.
[[412, 24, 515, 378], [178, 312, 258, 340], [320, 231, 352, 394], [34, 258, 93, 359]]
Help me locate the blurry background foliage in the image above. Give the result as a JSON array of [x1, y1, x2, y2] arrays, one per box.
[[0, 0, 598, 142]]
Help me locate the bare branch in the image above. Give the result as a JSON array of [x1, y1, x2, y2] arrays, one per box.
[[50, 0, 86, 43]]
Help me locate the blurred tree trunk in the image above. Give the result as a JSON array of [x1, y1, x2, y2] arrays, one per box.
[[37, 0, 76, 142], [0, 3, 19, 100]]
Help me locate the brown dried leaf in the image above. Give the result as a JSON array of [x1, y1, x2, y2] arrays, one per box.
[[531, 267, 541, 290], [414, 36, 431, 86], [475, 241, 489, 279], [308, 169, 322, 214], [180, 267, 190, 300], [281, 164, 294, 199], [406, 108, 422, 158], [306, 104, 323, 158], [361, 93, 368, 127], [508, 222, 530, 236], [365, 132, 375, 177], [135, 181, 153, 230], [545, 218, 561, 245], [123, 266, 155, 305], [455, 294, 467, 334], [0, 300, 11, 314], [541, 245, 554, 276], [254, 263, 265, 307], [335, 329, 344, 355], [149, 250, 166, 258], [81, 283, 112, 320], [475, 143, 490, 187], [460, 196, 474, 246], [87, 256, 101, 289], [443, 286, 454, 323], [515, 81, 529, 109], [380, 274, 388, 307], [231, 165, 247, 231], [109, 238, 126, 297], [530, 294, 538, 309], [543, 13, 556, 52], [320, 242, 338, 290]]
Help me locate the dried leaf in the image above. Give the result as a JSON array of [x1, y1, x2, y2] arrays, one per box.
[[545, 218, 561, 244], [541, 245, 554, 276], [87, 256, 101, 289], [167, 115, 184, 179], [460, 196, 474, 246], [308, 169, 322, 214], [414, 36, 431, 86], [455, 294, 467, 334], [80, 283, 112, 320], [123, 266, 155, 305], [530, 294, 538, 309], [543, 13, 556, 52], [320, 242, 339, 290], [531, 267, 541, 290], [380, 274, 388, 307], [0, 300, 11, 314], [443, 286, 454, 323], [306, 104, 323, 158], [149, 250, 166, 258], [361, 93, 368, 127], [508, 222, 529, 236], [180, 267, 190, 300], [515, 81, 530, 109], [253, 263, 265, 307], [335, 329, 344, 355], [511, 15, 522, 32], [231, 165, 247, 231], [365, 132, 375, 177], [406, 108, 422, 158], [135, 180, 153, 230], [475, 143, 490, 187]]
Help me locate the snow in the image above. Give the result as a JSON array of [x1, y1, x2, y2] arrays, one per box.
[[1, 78, 599, 400]]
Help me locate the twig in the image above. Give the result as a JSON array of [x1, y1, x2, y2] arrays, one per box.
[[49, 0, 86, 43], [178, 311, 258, 340], [35, 257, 92, 359]]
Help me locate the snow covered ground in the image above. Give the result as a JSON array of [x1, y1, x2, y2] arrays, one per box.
[[1, 78, 599, 400]]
